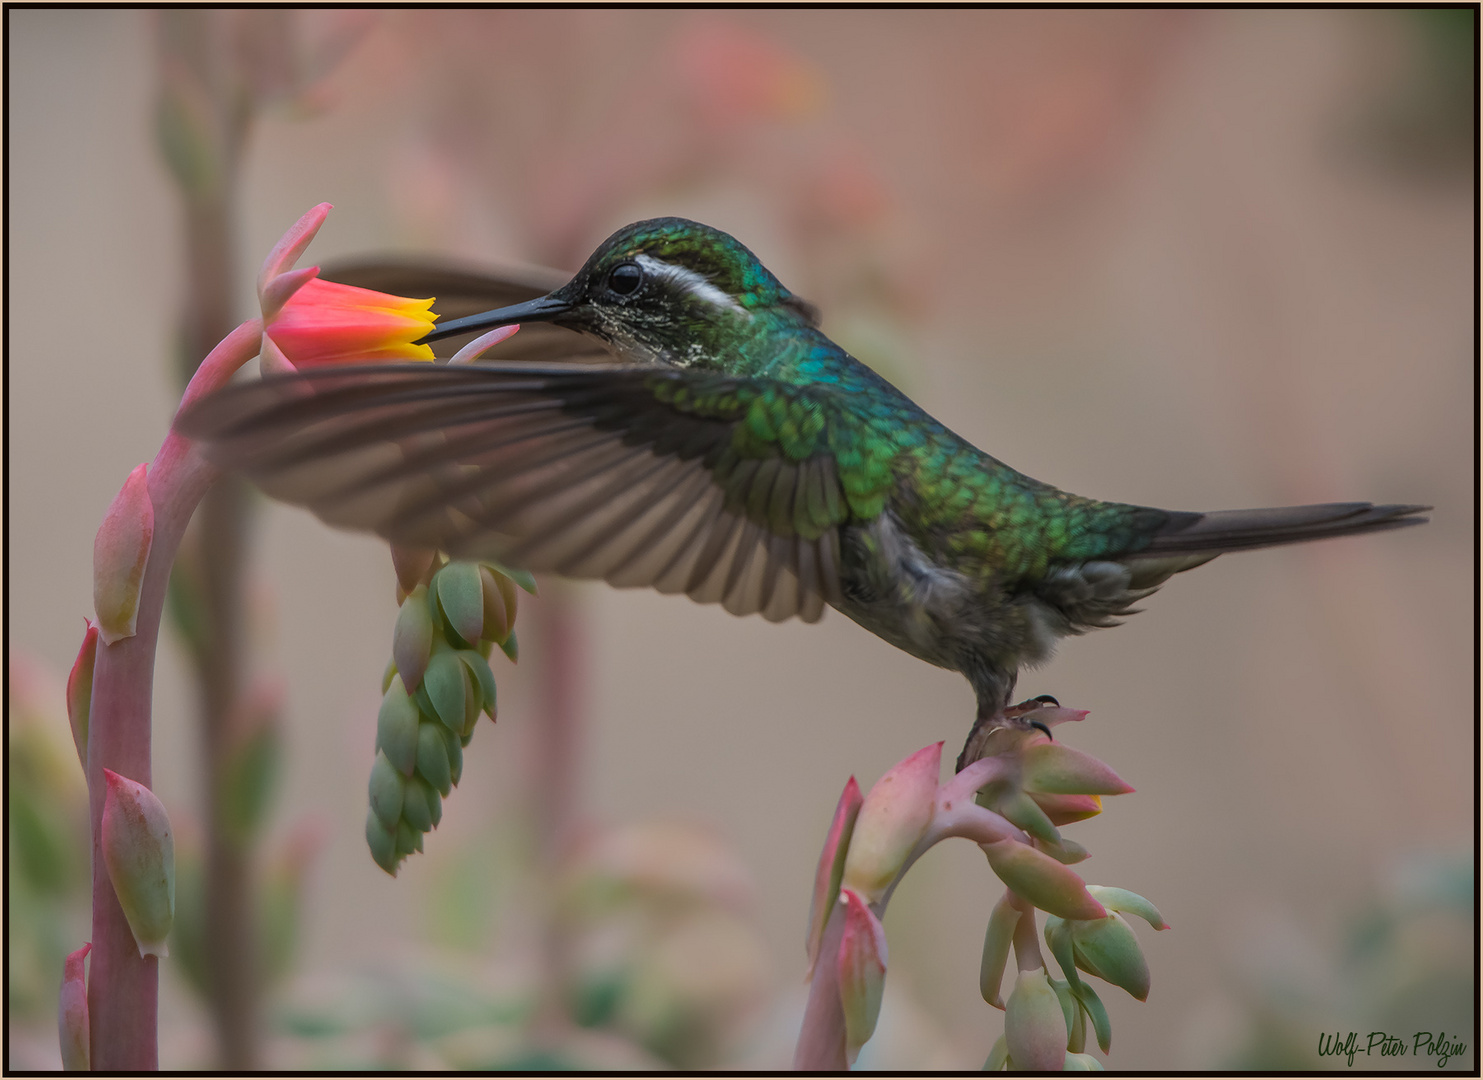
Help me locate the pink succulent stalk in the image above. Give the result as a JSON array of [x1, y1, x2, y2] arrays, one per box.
[[81, 203, 444, 1068]]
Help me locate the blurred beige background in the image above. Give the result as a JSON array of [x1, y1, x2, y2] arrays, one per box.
[[8, 8, 1473, 1070]]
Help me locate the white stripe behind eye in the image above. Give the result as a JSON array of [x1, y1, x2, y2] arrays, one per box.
[[634, 253, 750, 318]]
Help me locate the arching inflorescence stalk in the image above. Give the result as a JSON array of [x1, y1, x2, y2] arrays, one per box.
[[794, 701, 1168, 1071]]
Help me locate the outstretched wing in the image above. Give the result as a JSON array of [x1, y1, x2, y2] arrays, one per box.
[[176, 363, 852, 623]]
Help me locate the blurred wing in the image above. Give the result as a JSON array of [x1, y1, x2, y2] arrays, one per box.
[[321, 256, 613, 364], [177, 363, 849, 623]]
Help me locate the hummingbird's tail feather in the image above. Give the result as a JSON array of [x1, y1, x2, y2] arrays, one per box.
[[1139, 502, 1430, 557]]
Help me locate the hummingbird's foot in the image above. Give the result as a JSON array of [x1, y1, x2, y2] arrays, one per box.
[[956, 695, 1059, 772]]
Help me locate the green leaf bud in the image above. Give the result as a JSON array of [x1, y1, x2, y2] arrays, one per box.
[[365, 810, 398, 875], [441, 723, 463, 786], [1004, 968, 1066, 1071], [401, 775, 434, 832], [485, 561, 536, 597], [395, 820, 422, 857], [499, 630, 519, 664], [980, 892, 1020, 1008], [478, 565, 510, 643], [377, 676, 421, 776], [416, 721, 453, 796], [93, 463, 154, 645], [65, 621, 99, 770], [393, 584, 434, 691], [435, 562, 484, 647], [1085, 886, 1168, 930], [423, 650, 470, 733], [367, 752, 404, 831], [458, 650, 498, 721], [58, 943, 91, 1071], [101, 770, 175, 957], [1067, 913, 1150, 1001]]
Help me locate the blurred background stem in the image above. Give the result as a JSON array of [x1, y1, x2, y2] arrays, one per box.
[[157, 11, 261, 1067]]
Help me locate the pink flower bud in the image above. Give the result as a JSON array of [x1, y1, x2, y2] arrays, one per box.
[[101, 769, 175, 957], [1064, 1051, 1104, 1070], [1004, 968, 1067, 1071], [1028, 791, 1103, 826], [391, 545, 437, 597], [841, 742, 942, 902], [836, 887, 887, 1065], [65, 621, 99, 769], [449, 324, 521, 364], [982, 840, 1106, 921], [1020, 742, 1134, 797], [980, 893, 1021, 1009], [93, 463, 154, 645], [58, 942, 90, 1071], [806, 776, 862, 976], [257, 203, 331, 301]]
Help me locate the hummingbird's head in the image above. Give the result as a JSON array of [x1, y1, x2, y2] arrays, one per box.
[[425, 218, 819, 370]]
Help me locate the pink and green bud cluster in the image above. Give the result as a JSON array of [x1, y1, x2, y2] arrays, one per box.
[[366, 556, 530, 875], [100, 769, 176, 958], [799, 701, 1164, 1070]]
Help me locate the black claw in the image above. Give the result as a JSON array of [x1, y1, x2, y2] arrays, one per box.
[[1032, 694, 1059, 706], [1030, 720, 1053, 740]]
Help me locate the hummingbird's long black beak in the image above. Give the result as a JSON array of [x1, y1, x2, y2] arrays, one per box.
[[417, 292, 574, 344]]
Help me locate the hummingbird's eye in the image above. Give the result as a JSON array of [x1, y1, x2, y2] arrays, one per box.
[[605, 262, 644, 297]]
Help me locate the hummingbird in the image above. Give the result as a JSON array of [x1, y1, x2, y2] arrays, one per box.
[[178, 217, 1428, 746]]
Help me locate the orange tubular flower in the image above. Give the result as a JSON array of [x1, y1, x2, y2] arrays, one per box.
[[256, 202, 438, 373], [266, 278, 437, 368]]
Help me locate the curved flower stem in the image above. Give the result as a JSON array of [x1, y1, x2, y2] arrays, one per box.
[[86, 318, 262, 1070]]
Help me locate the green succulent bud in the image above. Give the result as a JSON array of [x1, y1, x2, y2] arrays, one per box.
[[457, 650, 497, 721], [395, 821, 423, 857], [441, 723, 464, 786], [377, 676, 420, 776], [416, 721, 453, 796], [1004, 968, 1066, 1072], [366, 810, 398, 875], [401, 775, 435, 832], [478, 565, 511, 643], [423, 650, 471, 734], [368, 752, 405, 831], [101, 770, 175, 958], [435, 561, 484, 647], [499, 630, 519, 664], [393, 584, 434, 691], [381, 656, 398, 695]]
